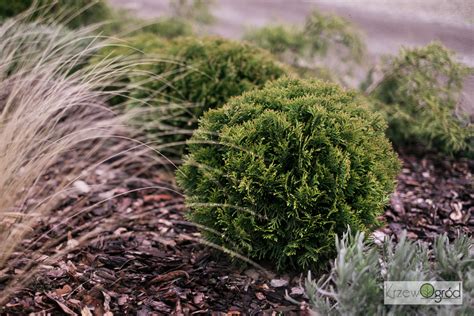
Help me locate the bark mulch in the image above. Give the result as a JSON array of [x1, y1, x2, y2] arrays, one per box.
[[382, 149, 473, 242], [1, 147, 472, 315]]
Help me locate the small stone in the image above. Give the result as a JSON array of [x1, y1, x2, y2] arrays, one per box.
[[66, 238, 79, 249], [270, 278, 288, 288], [290, 286, 305, 296], [73, 180, 90, 194], [372, 230, 387, 245]]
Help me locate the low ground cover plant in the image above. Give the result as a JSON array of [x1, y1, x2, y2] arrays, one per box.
[[371, 42, 473, 157], [177, 77, 400, 271], [303, 229, 473, 315]]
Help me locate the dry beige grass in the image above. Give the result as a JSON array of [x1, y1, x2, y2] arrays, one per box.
[[0, 17, 145, 303]]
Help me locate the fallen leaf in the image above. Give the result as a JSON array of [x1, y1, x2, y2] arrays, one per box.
[[153, 236, 177, 247], [55, 284, 73, 296]]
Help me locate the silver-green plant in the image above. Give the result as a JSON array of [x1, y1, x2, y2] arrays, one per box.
[[303, 229, 473, 315]]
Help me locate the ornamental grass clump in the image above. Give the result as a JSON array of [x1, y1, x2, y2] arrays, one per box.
[[177, 77, 400, 271], [0, 16, 152, 304], [125, 36, 286, 156], [371, 42, 473, 157]]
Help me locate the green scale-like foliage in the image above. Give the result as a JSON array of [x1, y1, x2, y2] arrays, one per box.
[[177, 77, 400, 271], [126, 36, 286, 156], [372, 42, 473, 157], [0, 0, 111, 28]]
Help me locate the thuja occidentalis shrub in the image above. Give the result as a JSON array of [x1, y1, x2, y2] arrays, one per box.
[[302, 229, 473, 315], [123, 36, 287, 157], [371, 42, 473, 157], [177, 77, 401, 271], [0, 0, 111, 28]]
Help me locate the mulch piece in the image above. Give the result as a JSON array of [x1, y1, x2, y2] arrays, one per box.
[[1, 144, 472, 315]]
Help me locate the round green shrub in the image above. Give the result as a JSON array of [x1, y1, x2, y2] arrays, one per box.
[[127, 36, 287, 156], [177, 77, 401, 271], [371, 42, 473, 157], [0, 0, 110, 28]]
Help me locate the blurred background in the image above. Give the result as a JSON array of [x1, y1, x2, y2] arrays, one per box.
[[109, 0, 474, 114], [110, 0, 473, 65]]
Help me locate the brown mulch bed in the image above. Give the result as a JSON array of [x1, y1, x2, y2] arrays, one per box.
[[1, 143, 309, 315], [383, 149, 473, 242], [0, 146, 472, 315]]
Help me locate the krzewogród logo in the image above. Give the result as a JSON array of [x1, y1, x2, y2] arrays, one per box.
[[384, 281, 462, 305]]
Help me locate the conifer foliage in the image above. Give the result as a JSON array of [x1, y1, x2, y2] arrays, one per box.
[[127, 36, 286, 156], [371, 42, 473, 157], [177, 77, 400, 270]]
